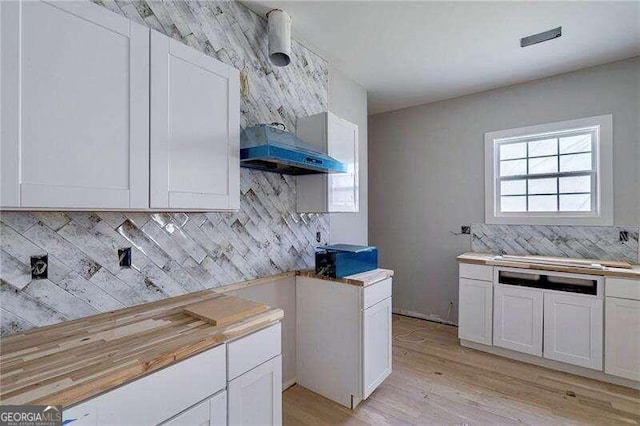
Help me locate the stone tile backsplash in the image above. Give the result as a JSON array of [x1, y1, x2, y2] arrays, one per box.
[[1, 170, 329, 335], [93, 0, 329, 132], [0, 0, 329, 335], [471, 224, 639, 263]]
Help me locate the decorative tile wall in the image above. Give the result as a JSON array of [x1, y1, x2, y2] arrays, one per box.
[[94, 0, 328, 131], [0, 1, 330, 335], [471, 224, 639, 263], [1, 171, 328, 335]]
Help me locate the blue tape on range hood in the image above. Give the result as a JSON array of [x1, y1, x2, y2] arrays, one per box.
[[240, 144, 347, 175], [240, 124, 347, 175]]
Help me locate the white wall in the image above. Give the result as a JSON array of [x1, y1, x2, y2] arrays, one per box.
[[328, 66, 369, 245], [368, 57, 640, 323]]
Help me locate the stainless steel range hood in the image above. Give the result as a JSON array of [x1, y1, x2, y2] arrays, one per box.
[[240, 124, 347, 175]]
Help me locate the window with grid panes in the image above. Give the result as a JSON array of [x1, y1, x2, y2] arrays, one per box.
[[497, 129, 595, 214], [484, 114, 613, 226]]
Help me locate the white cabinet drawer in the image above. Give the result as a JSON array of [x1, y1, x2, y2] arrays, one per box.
[[162, 390, 226, 426], [162, 398, 210, 426], [227, 323, 281, 380], [605, 277, 640, 300], [363, 278, 392, 309], [98, 345, 226, 425], [459, 263, 493, 282]]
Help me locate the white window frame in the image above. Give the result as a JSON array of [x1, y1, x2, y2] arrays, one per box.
[[484, 114, 613, 225]]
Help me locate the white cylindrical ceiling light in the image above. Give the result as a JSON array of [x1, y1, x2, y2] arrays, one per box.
[[267, 9, 291, 67]]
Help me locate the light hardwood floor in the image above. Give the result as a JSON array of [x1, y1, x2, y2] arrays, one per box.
[[283, 314, 640, 425]]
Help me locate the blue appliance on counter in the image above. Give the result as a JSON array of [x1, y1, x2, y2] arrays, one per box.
[[315, 244, 378, 278]]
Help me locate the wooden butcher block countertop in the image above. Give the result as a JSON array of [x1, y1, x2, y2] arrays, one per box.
[[297, 268, 394, 287], [0, 290, 283, 407], [458, 252, 640, 279]]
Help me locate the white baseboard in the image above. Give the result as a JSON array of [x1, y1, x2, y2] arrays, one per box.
[[282, 378, 296, 392], [392, 308, 457, 326], [460, 339, 640, 390]]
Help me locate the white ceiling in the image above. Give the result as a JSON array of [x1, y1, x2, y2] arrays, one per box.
[[242, 1, 640, 115]]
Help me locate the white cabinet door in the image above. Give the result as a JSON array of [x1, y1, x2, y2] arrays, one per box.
[[162, 390, 226, 426], [228, 355, 282, 426], [1, 1, 149, 209], [327, 113, 358, 212], [458, 278, 493, 345], [543, 293, 603, 369], [605, 297, 640, 380], [150, 31, 240, 211], [363, 297, 392, 399], [296, 112, 358, 213], [493, 285, 543, 356]]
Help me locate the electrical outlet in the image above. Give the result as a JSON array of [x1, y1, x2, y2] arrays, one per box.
[[31, 255, 48, 280], [619, 231, 629, 242], [316, 231, 322, 243], [461, 226, 471, 235], [118, 247, 132, 268]]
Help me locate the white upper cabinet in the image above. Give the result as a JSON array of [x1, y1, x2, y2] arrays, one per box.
[[150, 31, 240, 211], [1, 1, 150, 209], [1, 2, 241, 211], [296, 112, 359, 213]]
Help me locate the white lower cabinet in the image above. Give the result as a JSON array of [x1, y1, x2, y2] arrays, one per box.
[[227, 323, 283, 426], [543, 293, 603, 369], [459, 262, 640, 385], [99, 345, 226, 426], [605, 297, 640, 381], [227, 323, 282, 381], [296, 275, 392, 409], [493, 285, 543, 356], [228, 355, 282, 426], [363, 297, 392, 399], [458, 278, 493, 345], [62, 345, 226, 426], [163, 390, 227, 426], [62, 323, 283, 426]]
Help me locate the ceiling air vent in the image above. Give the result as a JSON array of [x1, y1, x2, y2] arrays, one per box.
[[521, 27, 562, 47]]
